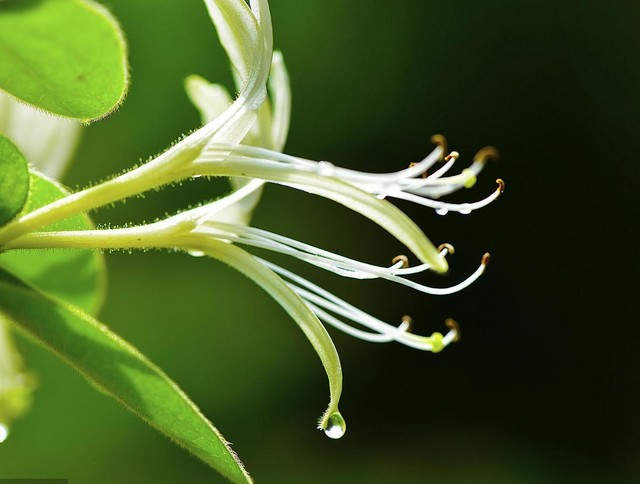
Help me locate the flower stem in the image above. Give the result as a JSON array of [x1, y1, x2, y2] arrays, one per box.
[[0, 144, 201, 247]]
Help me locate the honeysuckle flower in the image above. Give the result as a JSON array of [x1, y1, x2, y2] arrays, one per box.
[[5, 139, 502, 436], [0, 90, 81, 179], [0, 0, 505, 439]]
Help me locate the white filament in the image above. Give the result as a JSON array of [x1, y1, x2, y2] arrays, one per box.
[[198, 142, 499, 215], [261, 259, 458, 351], [196, 222, 487, 295]]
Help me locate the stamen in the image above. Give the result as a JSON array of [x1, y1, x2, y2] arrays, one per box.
[[430, 134, 448, 160], [445, 318, 461, 342], [199, 222, 487, 295], [496, 178, 505, 194], [198, 140, 502, 221], [386, 184, 503, 214], [390, 253, 487, 296], [205, 143, 442, 184], [304, 300, 396, 343], [401, 315, 414, 332], [264, 260, 402, 341], [482, 252, 491, 266], [457, 149, 493, 181], [474, 146, 499, 163], [198, 222, 441, 279], [428, 152, 458, 180], [437, 243, 455, 256], [444, 151, 460, 162], [392, 255, 409, 268], [263, 260, 448, 352]]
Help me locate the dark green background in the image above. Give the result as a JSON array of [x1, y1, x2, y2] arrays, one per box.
[[1, 0, 638, 482]]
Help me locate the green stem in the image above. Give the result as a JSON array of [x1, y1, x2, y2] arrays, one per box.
[[0, 144, 202, 247], [4, 226, 170, 251]]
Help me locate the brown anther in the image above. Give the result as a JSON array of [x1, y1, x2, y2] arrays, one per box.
[[481, 252, 491, 266], [496, 178, 505, 194], [445, 318, 461, 342], [474, 146, 499, 163], [444, 151, 460, 162], [392, 255, 409, 268], [437, 243, 455, 255], [401, 315, 414, 332], [430, 134, 448, 160]]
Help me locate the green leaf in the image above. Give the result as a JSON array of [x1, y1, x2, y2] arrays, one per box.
[[0, 0, 129, 122], [0, 135, 29, 227], [0, 172, 106, 314], [0, 271, 251, 484]]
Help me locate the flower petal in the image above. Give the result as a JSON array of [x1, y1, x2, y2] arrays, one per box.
[[185, 75, 233, 124], [203, 0, 261, 88], [268, 51, 291, 152], [0, 91, 81, 179], [176, 234, 343, 432], [201, 179, 265, 226]]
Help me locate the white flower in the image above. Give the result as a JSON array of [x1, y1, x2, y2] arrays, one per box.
[[0, 90, 81, 179], [0, 0, 504, 438]]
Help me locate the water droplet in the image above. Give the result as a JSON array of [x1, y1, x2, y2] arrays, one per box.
[[459, 208, 472, 215], [317, 161, 336, 176], [188, 250, 206, 258], [0, 424, 9, 443], [435, 207, 448, 216], [324, 412, 346, 440]]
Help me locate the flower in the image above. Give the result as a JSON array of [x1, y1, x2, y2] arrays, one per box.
[[0, 0, 504, 438], [0, 90, 81, 179], [5, 140, 503, 438]]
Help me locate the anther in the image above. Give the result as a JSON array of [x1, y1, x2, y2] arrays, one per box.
[[474, 146, 499, 163], [445, 318, 461, 342], [496, 178, 505, 194], [430, 134, 448, 160], [438, 243, 455, 255], [401, 315, 414, 332], [481, 252, 491, 266], [392, 255, 409, 268], [444, 151, 460, 162]]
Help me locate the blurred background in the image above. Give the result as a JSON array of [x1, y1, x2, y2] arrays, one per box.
[[1, 0, 638, 482]]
